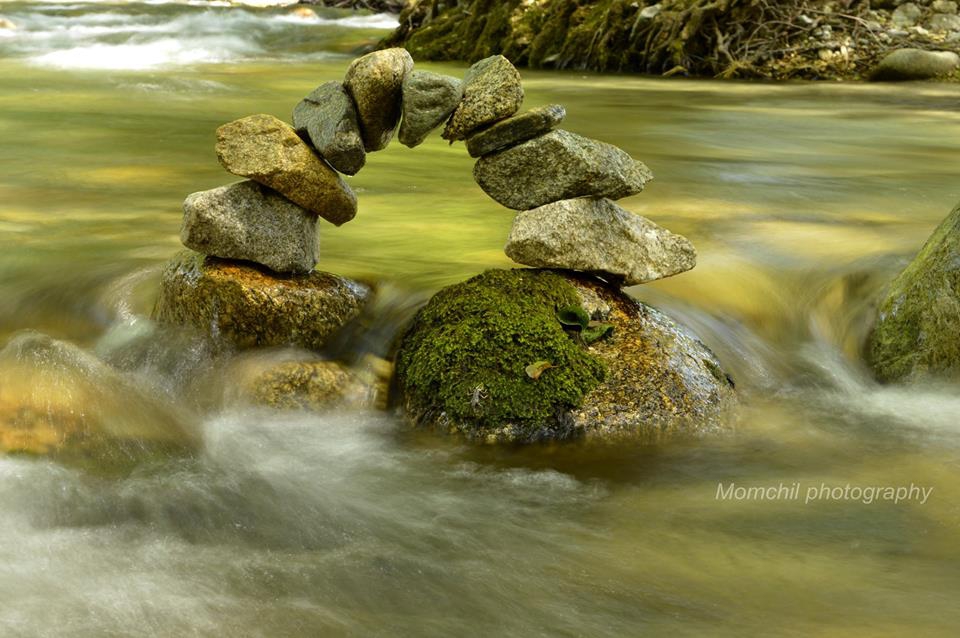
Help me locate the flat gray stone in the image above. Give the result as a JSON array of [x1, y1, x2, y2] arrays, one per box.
[[473, 129, 653, 210], [343, 48, 414, 152], [181, 181, 319, 275], [869, 48, 960, 81], [443, 55, 523, 141], [505, 197, 696, 286], [293, 81, 365, 176], [398, 71, 462, 148], [466, 104, 565, 158]]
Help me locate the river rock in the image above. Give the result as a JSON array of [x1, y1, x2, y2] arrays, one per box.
[[932, 1, 958, 13], [0, 331, 195, 472], [892, 3, 923, 28], [180, 181, 319, 275], [505, 197, 696, 286], [398, 70, 462, 148], [442, 55, 524, 141], [153, 251, 371, 351], [343, 48, 414, 152], [465, 104, 566, 158], [869, 49, 960, 81], [223, 351, 377, 411], [216, 114, 357, 226], [293, 81, 365, 176], [867, 202, 960, 382], [473, 129, 653, 210], [394, 269, 736, 444], [929, 12, 960, 31], [0, 17, 16, 30]]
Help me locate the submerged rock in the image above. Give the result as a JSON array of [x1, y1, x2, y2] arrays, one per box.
[[0, 331, 196, 473], [216, 114, 357, 226], [344, 47, 414, 152], [181, 181, 319, 275], [398, 70, 462, 148], [153, 251, 371, 351], [869, 49, 960, 81], [293, 81, 366, 176], [394, 269, 735, 443], [473, 129, 653, 210], [223, 350, 378, 411], [867, 202, 960, 382], [442, 55, 524, 141], [505, 197, 696, 286], [466, 104, 565, 158]]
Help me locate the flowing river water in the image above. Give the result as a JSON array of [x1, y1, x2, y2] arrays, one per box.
[[2, 1, 960, 636]]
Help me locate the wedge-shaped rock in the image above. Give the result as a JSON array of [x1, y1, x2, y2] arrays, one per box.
[[153, 251, 371, 351], [216, 114, 357, 226], [505, 198, 695, 285], [867, 201, 960, 382], [398, 70, 462, 148], [344, 48, 414, 151], [474, 129, 652, 210], [180, 181, 318, 275], [443, 55, 523, 141], [466, 104, 565, 158], [293, 81, 365, 175]]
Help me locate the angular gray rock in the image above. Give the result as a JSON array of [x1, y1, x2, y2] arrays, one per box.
[[343, 48, 414, 152], [869, 49, 960, 81], [473, 129, 653, 210], [466, 104, 565, 158], [505, 197, 696, 286], [293, 81, 365, 176], [443, 55, 523, 141], [398, 70, 462, 148], [153, 251, 371, 352], [216, 114, 357, 226], [180, 181, 319, 275]]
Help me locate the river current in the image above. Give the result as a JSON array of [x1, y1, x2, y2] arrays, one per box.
[[1, 1, 960, 635]]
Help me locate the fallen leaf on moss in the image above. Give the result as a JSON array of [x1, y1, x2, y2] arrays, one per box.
[[525, 360, 555, 380]]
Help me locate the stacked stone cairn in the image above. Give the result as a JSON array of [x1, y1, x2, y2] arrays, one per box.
[[155, 47, 698, 412]]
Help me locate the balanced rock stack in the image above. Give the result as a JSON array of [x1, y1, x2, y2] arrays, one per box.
[[153, 47, 733, 436]]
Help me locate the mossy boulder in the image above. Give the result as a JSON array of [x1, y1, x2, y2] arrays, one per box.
[[867, 202, 960, 382], [394, 269, 736, 443]]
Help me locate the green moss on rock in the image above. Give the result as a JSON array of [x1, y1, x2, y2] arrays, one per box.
[[394, 269, 606, 442], [867, 202, 960, 382]]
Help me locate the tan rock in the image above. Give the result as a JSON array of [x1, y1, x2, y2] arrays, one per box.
[[344, 48, 414, 152], [443, 55, 523, 141], [215, 114, 357, 226], [153, 251, 371, 351]]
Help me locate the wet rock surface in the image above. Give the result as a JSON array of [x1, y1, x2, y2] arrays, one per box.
[[398, 70, 462, 148], [153, 251, 371, 352], [344, 47, 414, 152], [293, 81, 366, 176], [869, 48, 960, 81]]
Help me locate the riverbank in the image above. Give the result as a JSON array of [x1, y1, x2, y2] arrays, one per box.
[[382, 0, 960, 80]]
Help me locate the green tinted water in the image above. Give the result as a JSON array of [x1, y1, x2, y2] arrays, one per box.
[[1, 3, 960, 636]]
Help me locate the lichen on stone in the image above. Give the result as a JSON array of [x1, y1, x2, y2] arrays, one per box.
[[394, 269, 606, 442]]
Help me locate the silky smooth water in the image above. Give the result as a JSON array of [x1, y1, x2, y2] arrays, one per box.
[[1, 2, 960, 636]]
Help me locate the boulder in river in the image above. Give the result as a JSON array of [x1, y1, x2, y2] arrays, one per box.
[[216, 114, 357, 226], [442, 55, 524, 141], [181, 180, 319, 275], [293, 81, 366, 176], [473, 129, 653, 210], [0, 331, 196, 473], [394, 269, 736, 443], [868, 48, 960, 81], [465, 104, 566, 158], [867, 202, 960, 382], [505, 197, 696, 286], [153, 251, 371, 352], [343, 47, 414, 152], [398, 70, 462, 148]]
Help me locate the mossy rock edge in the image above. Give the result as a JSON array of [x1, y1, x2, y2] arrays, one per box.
[[394, 268, 737, 444]]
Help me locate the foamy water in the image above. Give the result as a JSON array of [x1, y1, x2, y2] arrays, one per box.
[[0, 1, 399, 70]]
